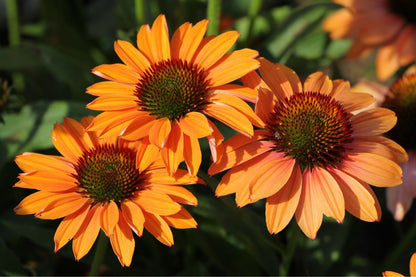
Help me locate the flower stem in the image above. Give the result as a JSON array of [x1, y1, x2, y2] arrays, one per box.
[[89, 231, 108, 276], [134, 0, 146, 27], [206, 0, 221, 35], [279, 221, 299, 275], [246, 0, 263, 46]]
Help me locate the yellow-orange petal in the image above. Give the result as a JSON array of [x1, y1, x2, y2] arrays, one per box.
[[179, 112, 212, 138], [295, 169, 323, 240], [87, 95, 139, 111], [86, 81, 136, 96], [303, 72, 333, 95], [336, 92, 375, 113], [17, 171, 77, 192], [121, 200, 145, 236], [241, 70, 269, 92], [322, 9, 354, 39], [92, 64, 140, 85], [193, 30, 239, 69], [207, 119, 224, 163], [266, 165, 302, 234], [359, 14, 404, 45], [204, 103, 253, 137], [397, 26, 416, 65], [110, 217, 135, 267], [410, 253, 416, 277], [249, 157, 295, 201], [376, 42, 400, 81], [87, 110, 139, 136], [62, 117, 97, 151], [136, 24, 155, 63], [207, 48, 259, 87], [151, 185, 198, 206], [149, 117, 171, 148], [209, 92, 264, 128], [52, 122, 84, 162], [143, 211, 174, 246], [341, 152, 402, 187], [72, 205, 103, 261], [160, 123, 184, 175], [15, 152, 74, 175], [114, 40, 150, 74], [100, 201, 119, 236], [183, 134, 202, 177], [120, 114, 157, 141], [147, 168, 199, 185], [255, 88, 276, 122], [36, 194, 88, 219], [258, 58, 300, 102], [329, 168, 381, 222], [14, 191, 59, 215], [136, 137, 160, 172], [163, 207, 197, 229], [54, 204, 90, 252], [172, 20, 209, 61], [311, 167, 345, 223], [151, 14, 171, 61], [213, 84, 259, 103], [351, 108, 397, 137], [330, 79, 351, 98], [134, 189, 181, 215]]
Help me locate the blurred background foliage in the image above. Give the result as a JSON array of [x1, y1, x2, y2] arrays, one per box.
[[0, 0, 415, 275]]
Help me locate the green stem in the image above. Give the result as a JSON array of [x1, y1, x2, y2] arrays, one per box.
[[134, 0, 146, 26], [206, 0, 221, 35], [89, 231, 109, 276], [279, 221, 299, 275], [246, 0, 262, 46], [379, 219, 416, 272]]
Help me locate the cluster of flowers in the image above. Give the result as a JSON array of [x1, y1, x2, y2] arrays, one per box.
[[13, 0, 416, 273]]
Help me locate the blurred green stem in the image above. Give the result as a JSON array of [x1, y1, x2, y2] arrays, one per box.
[[279, 221, 299, 275], [207, 0, 221, 35], [134, 0, 146, 26], [6, 0, 24, 92], [246, 0, 262, 46], [89, 231, 108, 276]]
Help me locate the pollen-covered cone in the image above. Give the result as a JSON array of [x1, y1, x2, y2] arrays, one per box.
[[86, 14, 263, 177], [209, 58, 407, 239], [323, 0, 416, 81], [14, 116, 201, 267]]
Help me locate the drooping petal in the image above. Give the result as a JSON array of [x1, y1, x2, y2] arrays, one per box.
[[133, 189, 181, 216], [120, 114, 158, 141], [266, 165, 302, 234], [163, 207, 197, 229], [206, 119, 224, 163], [150, 185, 198, 206], [100, 201, 120, 236], [148, 117, 172, 148], [183, 134, 202, 177], [179, 112, 212, 138], [54, 203, 90, 252], [136, 136, 160, 172], [160, 122, 184, 175], [121, 200, 145, 236], [109, 216, 135, 267], [143, 211, 174, 246]]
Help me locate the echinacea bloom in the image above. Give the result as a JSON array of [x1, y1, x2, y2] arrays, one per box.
[[383, 252, 416, 277], [14, 116, 200, 266], [209, 58, 407, 239], [86, 14, 263, 177], [323, 0, 416, 81]]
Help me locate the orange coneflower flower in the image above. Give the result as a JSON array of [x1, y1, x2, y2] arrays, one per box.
[[383, 252, 416, 277], [209, 58, 407, 239], [86, 14, 263, 177], [323, 0, 416, 81], [14, 116, 200, 266]]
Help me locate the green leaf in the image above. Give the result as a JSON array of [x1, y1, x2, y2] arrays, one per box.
[[0, 100, 93, 167], [0, 46, 43, 71]]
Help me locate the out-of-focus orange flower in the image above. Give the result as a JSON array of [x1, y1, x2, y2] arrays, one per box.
[[14, 116, 200, 266], [86, 14, 263, 177], [209, 58, 407, 239], [323, 0, 416, 81], [383, 252, 416, 277]]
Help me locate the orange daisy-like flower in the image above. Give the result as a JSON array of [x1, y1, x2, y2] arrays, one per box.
[[323, 0, 416, 81], [383, 252, 416, 277], [14, 116, 200, 266], [86, 14, 263, 176], [209, 58, 407, 239]]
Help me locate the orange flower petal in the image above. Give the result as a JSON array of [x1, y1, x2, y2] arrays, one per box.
[[160, 123, 184, 175], [92, 64, 140, 85], [149, 117, 172, 148], [183, 134, 202, 177], [72, 205, 103, 261], [143, 211, 174, 246], [15, 152, 74, 174], [54, 204, 90, 252], [86, 81, 136, 96], [266, 165, 302, 234], [136, 24, 155, 63], [100, 201, 120, 236], [303, 72, 333, 95], [295, 170, 323, 239], [249, 157, 295, 201], [121, 200, 145, 236], [241, 70, 269, 92], [120, 114, 157, 141], [87, 95, 139, 111], [382, 271, 405, 277], [255, 88, 276, 122], [151, 185, 198, 206], [62, 117, 97, 151], [376, 42, 400, 81], [136, 137, 160, 172], [212, 84, 259, 103], [14, 191, 60, 215], [206, 119, 224, 163], [147, 168, 199, 185], [17, 171, 77, 192], [330, 79, 351, 98], [173, 19, 208, 61], [114, 40, 151, 74], [36, 194, 88, 219], [179, 112, 212, 138], [410, 253, 416, 277], [322, 9, 354, 39], [109, 217, 135, 267], [193, 30, 240, 69], [311, 167, 345, 223], [207, 48, 259, 87], [336, 92, 375, 113], [134, 189, 181, 215], [170, 22, 192, 59], [351, 108, 397, 136], [329, 168, 381, 222], [209, 92, 264, 128], [397, 26, 416, 65], [163, 207, 197, 229], [341, 152, 402, 187], [204, 103, 254, 137], [359, 14, 404, 45], [151, 14, 171, 61]]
